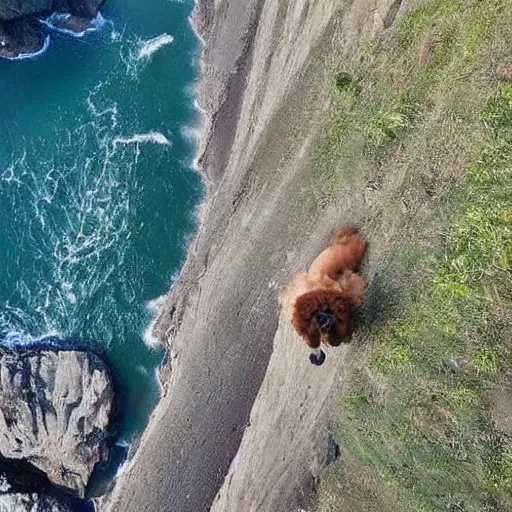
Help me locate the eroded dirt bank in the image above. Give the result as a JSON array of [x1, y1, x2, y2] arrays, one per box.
[[107, 0, 408, 511]]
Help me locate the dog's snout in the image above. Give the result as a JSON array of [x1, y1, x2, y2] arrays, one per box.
[[315, 311, 334, 331]]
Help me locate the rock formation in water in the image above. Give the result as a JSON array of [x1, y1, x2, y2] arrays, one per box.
[[0, 0, 104, 59], [0, 348, 114, 497]]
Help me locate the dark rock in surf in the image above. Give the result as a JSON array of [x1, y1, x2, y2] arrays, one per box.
[[62, 0, 103, 19], [0, 0, 102, 20], [0, 16, 46, 59], [0, 1, 53, 21], [0, 0, 105, 59]]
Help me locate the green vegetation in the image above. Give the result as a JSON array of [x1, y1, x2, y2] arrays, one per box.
[[315, 1, 512, 510]]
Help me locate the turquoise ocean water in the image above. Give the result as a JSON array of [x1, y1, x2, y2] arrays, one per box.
[[0, 0, 202, 447]]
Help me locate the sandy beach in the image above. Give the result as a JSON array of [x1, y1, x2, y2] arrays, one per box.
[[106, 0, 409, 510]]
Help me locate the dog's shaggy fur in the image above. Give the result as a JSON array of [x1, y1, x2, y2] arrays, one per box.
[[282, 226, 368, 349]]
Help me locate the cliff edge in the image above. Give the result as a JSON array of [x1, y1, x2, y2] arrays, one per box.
[[107, 0, 409, 510]]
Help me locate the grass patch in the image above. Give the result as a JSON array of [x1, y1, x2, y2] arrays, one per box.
[[310, 0, 507, 203], [316, 1, 512, 511]]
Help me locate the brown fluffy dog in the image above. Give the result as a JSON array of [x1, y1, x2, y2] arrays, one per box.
[[282, 227, 368, 349]]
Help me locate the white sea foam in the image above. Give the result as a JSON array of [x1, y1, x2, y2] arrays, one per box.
[[113, 132, 171, 146], [0, 475, 11, 492], [143, 323, 160, 349], [181, 124, 201, 143], [193, 98, 206, 114], [180, 124, 202, 171], [142, 295, 166, 349], [41, 11, 111, 38], [113, 439, 130, 478], [137, 34, 174, 60], [86, 85, 118, 128], [120, 33, 174, 79], [0, 329, 63, 349], [3, 35, 50, 61], [146, 295, 166, 312], [115, 460, 128, 479], [62, 281, 77, 304]]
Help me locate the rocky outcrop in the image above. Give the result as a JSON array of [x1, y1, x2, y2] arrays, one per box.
[[61, 0, 102, 19], [0, 0, 102, 20], [0, 16, 47, 59], [0, 0, 104, 59], [0, 1, 52, 20], [0, 348, 113, 497]]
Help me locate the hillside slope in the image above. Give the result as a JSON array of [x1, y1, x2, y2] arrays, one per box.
[[106, 0, 412, 510], [314, 1, 512, 510]]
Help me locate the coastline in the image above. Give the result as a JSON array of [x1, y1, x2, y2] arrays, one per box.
[[98, 0, 219, 479], [105, 0, 408, 510], [0, 0, 205, 503], [94, 3, 236, 505], [104, 0, 332, 505], [104, 0, 340, 509], [152, 0, 265, 392]]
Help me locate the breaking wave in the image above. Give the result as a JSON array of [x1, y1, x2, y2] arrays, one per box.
[[137, 34, 174, 60], [113, 132, 171, 146], [120, 33, 174, 78], [142, 295, 167, 349]]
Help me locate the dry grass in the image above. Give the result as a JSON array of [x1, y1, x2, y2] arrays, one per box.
[[316, 455, 396, 512], [418, 32, 441, 67], [496, 58, 512, 82], [315, 0, 512, 510]]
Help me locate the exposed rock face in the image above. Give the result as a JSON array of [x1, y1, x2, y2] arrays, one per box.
[[0, 348, 114, 497], [0, 0, 102, 20], [0, 1, 51, 21], [0, 0, 104, 59], [0, 16, 47, 59], [63, 0, 102, 19], [0, 492, 71, 512]]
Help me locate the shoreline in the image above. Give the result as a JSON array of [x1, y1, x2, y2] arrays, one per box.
[[152, 0, 211, 396], [98, 0, 214, 487], [104, 0, 273, 508], [90, 9, 214, 499], [151, 0, 263, 390], [104, 0, 356, 509]]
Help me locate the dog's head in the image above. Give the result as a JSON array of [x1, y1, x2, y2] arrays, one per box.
[[292, 289, 354, 348], [315, 311, 334, 331]]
